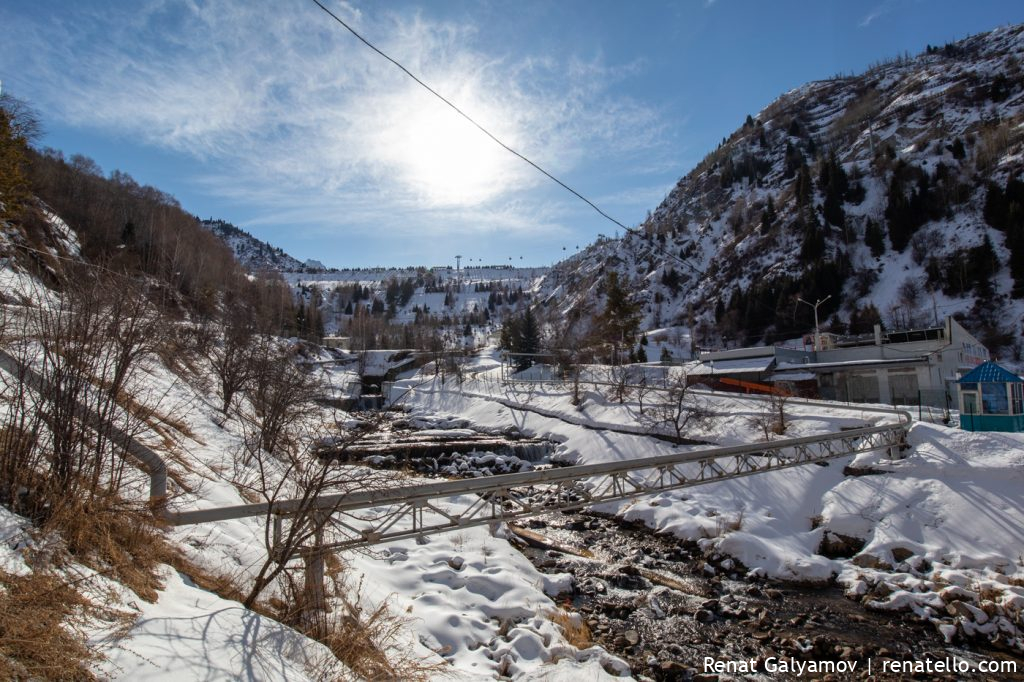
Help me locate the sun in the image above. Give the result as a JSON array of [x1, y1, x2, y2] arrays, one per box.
[[394, 98, 512, 206]]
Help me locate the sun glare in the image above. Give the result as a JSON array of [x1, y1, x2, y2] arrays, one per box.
[[397, 102, 512, 206]]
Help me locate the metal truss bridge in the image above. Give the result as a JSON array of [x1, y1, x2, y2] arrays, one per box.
[[167, 420, 908, 552]]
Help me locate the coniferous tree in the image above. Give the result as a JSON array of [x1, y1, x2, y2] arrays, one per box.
[[864, 219, 886, 258], [761, 196, 777, 230], [597, 272, 640, 363]]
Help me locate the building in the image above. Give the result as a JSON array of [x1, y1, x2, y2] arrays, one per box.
[[695, 317, 989, 407], [958, 362, 1024, 433]]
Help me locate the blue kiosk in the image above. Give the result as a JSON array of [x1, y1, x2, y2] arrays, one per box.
[[958, 361, 1024, 432]]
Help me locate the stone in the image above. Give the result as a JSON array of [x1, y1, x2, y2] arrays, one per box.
[[891, 547, 914, 563], [447, 556, 464, 570], [624, 629, 640, 645], [695, 609, 715, 623]]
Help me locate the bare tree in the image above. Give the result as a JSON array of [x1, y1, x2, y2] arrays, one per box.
[[207, 306, 254, 414], [242, 338, 320, 457], [642, 372, 709, 442], [233, 414, 397, 623]]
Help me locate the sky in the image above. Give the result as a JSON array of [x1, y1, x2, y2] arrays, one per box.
[[1, 1, 1022, 268]]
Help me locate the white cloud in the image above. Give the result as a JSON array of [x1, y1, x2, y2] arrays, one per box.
[[859, 2, 895, 28], [4, 1, 665, 239]]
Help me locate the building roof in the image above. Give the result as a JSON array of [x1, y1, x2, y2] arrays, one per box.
[[958, 361, 1023, 384], [688, 356, 775, 376], [775, 357, 926, 372]]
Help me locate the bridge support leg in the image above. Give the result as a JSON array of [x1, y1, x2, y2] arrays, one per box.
[[303, 550, 327, 636], [301, 514, 329, 636]]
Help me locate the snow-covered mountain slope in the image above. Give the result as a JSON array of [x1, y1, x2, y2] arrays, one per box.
[[541, 23, 1024, 357], [201, 218, 307, 272]]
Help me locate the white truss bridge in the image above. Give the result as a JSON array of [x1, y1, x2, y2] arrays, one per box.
[[167, 420, 908, 552]]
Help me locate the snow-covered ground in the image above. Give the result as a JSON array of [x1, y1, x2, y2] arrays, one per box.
[[392, 349, 1024, 651], [3, 305, 1023, 678]]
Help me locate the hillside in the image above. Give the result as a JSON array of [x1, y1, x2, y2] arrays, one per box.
[[541, 24, 1024, 358], [200, 218, 316, 272]]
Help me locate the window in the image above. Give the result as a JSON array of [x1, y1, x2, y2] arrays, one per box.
[[961, 382, 977, 391], [981, 383, 1008, 415], [1013, 383, 1023, 415]]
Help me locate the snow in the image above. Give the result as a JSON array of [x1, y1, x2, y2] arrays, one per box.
[[394, 362, 1024, 629], [347, 526, 626, 680], [95, 567, 343, 681], [688, 356, 775, 375], [822, 423, 1024, 569], [0, 505, 31, 576]]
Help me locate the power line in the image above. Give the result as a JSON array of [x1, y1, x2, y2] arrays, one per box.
[[307, 0, 703, 276]]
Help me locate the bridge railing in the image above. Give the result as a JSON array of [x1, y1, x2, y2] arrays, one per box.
[[166, 419, 908, 552]]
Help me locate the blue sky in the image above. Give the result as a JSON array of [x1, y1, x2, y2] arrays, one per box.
[[2, 1, 1021, 268]]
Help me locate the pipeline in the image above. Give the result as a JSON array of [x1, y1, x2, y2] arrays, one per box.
[[0, 347, 168, 511]]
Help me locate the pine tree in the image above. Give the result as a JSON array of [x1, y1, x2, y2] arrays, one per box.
[[597, 272, 640, 362], [761, 196, 777, 230], [951, 137, 966, 161], [519, 307, 540, 357], [864, 219, 886, 258]]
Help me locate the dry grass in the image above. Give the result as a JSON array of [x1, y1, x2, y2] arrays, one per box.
[[0, 569, 99, 681], [42, 492, 176, 603], [545, 608, 592, 649], [264, 570, 447, 682]]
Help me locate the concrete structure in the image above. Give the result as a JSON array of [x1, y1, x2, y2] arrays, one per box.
[[958, 362, 1024, 432], [698, 317, 989, 407], [322, 336, 351, 350]]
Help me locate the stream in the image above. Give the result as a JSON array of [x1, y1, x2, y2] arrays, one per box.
[[514, 512, 1024, 681]]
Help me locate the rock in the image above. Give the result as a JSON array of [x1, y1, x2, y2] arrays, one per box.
[[701, 599, 720, 611], [624, 630, 640, 645], [447, 556, 465, 570], [695, 609, 715, 623], [891, 547, 914, 563], [765, 588, 784, 601], [938, 585, 979, 603], [946, 600, 989, 624], [872, 581, 895, 598], [852, 553, 890, 570]]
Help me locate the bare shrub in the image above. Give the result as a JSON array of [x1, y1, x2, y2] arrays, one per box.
[[642, 372, 709, 442], [0, 272, 162, 516], [207, 305, 255, 414], [233, 413, 398, 613], [749, 392, 790, 440], [243, 338, 321, 457]]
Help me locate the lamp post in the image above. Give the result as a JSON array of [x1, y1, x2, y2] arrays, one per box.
[[797, 295, 831, 352]]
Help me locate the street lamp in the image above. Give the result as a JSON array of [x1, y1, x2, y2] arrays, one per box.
[[797, 295, 831, 352]]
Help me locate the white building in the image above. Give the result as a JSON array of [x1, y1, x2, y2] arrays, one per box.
[[696, 317, 989, 407]]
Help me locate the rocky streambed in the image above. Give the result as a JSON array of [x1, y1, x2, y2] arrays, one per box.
[[513, 513, 1024, 681], [316, 412, 560, 476]]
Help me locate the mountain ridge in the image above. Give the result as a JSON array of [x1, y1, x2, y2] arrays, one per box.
[[539, 23, 1024, 359]]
